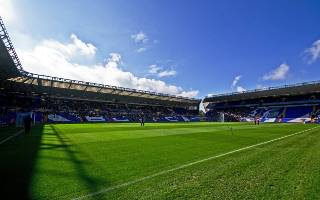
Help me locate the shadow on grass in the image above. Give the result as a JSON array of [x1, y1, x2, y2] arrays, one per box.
[[0, 124, 108, 199], [48, 125, 106, 199], [0, 126, 22, 141], [0, 124, 44, 199]]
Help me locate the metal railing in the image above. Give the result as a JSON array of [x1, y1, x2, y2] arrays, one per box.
[[0, 17, 24, 72], [0, 16, 198, 102], [24, 71, 197, 101], [206, 80, 320, 99]]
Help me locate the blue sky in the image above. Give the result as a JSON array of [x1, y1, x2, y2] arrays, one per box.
[[1, 0, 320, 98]]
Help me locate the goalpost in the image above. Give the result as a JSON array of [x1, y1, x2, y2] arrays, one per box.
[[219, 112, 225, 122], [15, 112, 34, 127]]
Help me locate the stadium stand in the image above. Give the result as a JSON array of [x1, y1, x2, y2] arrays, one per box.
[[2, 14, 320, 126], [0, 17, 200, 125], [204, 88, 320, 123]]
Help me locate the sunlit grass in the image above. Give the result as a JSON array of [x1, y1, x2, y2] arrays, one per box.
[[0, 122, 319, 199]]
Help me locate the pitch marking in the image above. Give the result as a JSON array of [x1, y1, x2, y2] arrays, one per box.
[[0, 129, 24, 145], [72, 126, 319, 200]]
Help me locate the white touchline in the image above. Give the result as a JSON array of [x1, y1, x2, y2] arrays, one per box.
[[72, 126, 319, 200], [0, 130, 24, 145]]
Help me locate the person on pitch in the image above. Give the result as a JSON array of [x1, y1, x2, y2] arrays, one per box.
[[24, 115, 33, 135], [140, 113, 145, 126]]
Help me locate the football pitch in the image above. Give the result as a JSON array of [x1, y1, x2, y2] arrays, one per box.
[[1, 122, 320, 199]]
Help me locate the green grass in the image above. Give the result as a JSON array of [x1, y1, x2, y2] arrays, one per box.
[[0, 122, 319, 199], [0, 126, 22, 140]]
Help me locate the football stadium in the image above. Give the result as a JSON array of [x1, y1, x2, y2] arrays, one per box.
[[1, 2, 320, 199]]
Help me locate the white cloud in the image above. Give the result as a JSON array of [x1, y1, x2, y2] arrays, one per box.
[[256, 84, 263, 89], [231, 75, 245, 92], [149, 64, 161, 74], [70, 34, 97, 56], [17, 34, 198, 98], [256, 84, 267, 90], [236, 86, 246, 92], [131, 31, 148, 43], [107, 52, 121, 63], [158, 70, 177, 77], [232, 75, 242, 87], [136, 47, 147, 53], [148, 64, 177, 78], [207, 94, 214, 97], [263, 63, 289, 80], [305, 40, 320, 64], [179, 90, 199, 98], [0, 0, 15, 23]]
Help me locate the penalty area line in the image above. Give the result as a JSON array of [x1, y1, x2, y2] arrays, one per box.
[[72, 126, 319, 200]]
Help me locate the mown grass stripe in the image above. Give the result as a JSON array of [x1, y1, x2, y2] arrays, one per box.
[[72, 125, 318, 200]]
